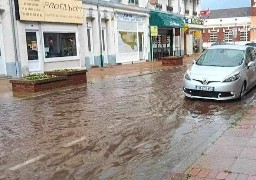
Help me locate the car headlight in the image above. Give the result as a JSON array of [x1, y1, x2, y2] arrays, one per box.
[[223, 73, 240, 82], [185, 73, 191, 80]]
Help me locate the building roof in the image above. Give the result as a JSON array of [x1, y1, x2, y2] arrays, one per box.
[[203, 7, 250, 19]]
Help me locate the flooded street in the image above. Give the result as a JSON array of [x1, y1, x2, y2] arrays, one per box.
[[1, 66, 256, 180]]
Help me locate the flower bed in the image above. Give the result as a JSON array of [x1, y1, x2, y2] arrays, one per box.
[[160, 56, 183, 66], [10, 74, 68, 93], [45, 69, 87, 85]]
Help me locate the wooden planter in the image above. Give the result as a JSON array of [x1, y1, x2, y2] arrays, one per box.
[[160, 56, 183, 66], [45, 69, 87, 85], [10, 76, 68, 93]]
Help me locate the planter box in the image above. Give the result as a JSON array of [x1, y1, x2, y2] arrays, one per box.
[[45, 69, 87, 85], [10, 76, 68, 93], [160, 56, 183, 66]]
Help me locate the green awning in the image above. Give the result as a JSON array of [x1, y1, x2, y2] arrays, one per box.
[[150, 11, 184, 28]]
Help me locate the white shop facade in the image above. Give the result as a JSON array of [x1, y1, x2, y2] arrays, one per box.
[[15, 0, 84, 76], [115, 11, 150, 63]]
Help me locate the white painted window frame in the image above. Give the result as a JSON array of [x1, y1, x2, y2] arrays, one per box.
[[41, 26, 80, 63]]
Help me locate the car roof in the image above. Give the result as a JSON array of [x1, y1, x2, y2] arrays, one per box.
[[208, 44, 249, 50]]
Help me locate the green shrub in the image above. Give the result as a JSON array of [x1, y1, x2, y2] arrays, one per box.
[[24, 73, 56, 80]]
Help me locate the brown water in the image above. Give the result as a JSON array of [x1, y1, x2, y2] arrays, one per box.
[[0, 66, 255, 180]]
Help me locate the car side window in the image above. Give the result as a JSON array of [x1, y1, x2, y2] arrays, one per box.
[[245, 48, 253, 65], [252, 48, 256, 61]]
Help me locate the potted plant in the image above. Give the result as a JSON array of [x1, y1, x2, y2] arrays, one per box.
[[44, 68, 87, 85], [10, 73, 67, 93], [160, 56, 184, 66]]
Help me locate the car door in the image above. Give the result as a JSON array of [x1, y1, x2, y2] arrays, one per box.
[[251, 47, 256, 86], [245, 47, 256, 89]]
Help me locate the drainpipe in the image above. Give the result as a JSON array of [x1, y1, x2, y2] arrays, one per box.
[[97, 2, 104, 67], [178, 0, 182, 56], [9, 0, 19, 77]]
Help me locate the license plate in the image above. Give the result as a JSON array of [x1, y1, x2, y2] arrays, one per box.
[[196, 86, 214, 91]]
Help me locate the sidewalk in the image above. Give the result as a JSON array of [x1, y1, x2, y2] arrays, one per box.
[[184, 107, 256, 180]]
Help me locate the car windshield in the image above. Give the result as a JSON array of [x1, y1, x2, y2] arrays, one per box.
[[196, 49, 245, 67]]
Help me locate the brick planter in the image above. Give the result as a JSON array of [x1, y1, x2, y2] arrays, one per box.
[[45, 69, 87, 85], [161, 56, 183, 66], [10, 76, 68, 93]]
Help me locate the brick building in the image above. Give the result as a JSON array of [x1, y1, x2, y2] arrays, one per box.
[[202, 7, 251, 49]]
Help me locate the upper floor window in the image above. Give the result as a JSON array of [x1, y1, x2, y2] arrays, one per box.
[[128, 0, 139, 5]]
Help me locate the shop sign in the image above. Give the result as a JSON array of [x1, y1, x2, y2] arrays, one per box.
[[150, 26, 158, 36], [184, 17, 203, 25], [18, 0, 83, 24], [183, 23, 189, 32], [116, 13, 144, 22]]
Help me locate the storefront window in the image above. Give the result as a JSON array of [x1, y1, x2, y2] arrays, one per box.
[[139, 32, 143, 52], [102, 30, 105, 51], [26, 32, 38, 60], [44, 33, 77, 58], [152, 29, 173, 59], [118, 31, 138, 53], [87, 29, 91, 52]]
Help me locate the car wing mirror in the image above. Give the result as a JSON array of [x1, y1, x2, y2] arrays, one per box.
[[193, 59, 196, 64]]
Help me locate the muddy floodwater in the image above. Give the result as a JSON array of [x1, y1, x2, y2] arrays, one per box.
[[1, 66, 256, 179]]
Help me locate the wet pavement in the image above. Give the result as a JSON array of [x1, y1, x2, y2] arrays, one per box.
[[1, 61, 256, 179]]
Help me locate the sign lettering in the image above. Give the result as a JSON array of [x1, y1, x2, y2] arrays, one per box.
[[18, 0, 83, 24]]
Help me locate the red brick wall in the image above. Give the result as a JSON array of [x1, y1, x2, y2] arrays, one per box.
[[203, 26, 249, 43], [203, 29, 210, 42], [252, 0, 256, 16]]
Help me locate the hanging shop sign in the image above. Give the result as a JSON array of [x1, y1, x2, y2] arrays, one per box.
[[150, 26, 158, 36], [183, 23, 189, 32], [184, 17, 203, 25], [17, 0, 83, 24]]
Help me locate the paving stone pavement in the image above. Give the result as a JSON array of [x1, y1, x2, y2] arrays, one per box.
[[185, 107, 256, 180]]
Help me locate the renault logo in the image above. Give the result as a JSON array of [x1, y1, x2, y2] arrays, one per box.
[[202, 78, 208, 85]]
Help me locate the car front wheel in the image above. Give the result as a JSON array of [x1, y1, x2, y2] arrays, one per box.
[[239, 82, 246, 100]]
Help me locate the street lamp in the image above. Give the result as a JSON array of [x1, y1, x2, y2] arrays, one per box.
[[243, 11, 248, 42], [234, 18, 237, 44]]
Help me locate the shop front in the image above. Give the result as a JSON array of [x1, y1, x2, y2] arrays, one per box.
[[149, 11, 184, 60], [116, 12, 149, 63], [15, 0, 83, 75], [184, 17, 204, 55]]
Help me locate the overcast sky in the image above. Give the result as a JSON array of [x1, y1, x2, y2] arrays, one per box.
[[201, 0, 250, 10]]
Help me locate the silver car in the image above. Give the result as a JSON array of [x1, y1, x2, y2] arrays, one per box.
[[183, 45, 256, 100]]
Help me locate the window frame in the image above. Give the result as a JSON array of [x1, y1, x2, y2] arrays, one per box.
[[210, 30, 217, 42], [128, 0, 139, 5], [240, 29, 248, 41], [224, 29, 233, 42], [43, 31, 79, 63]]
